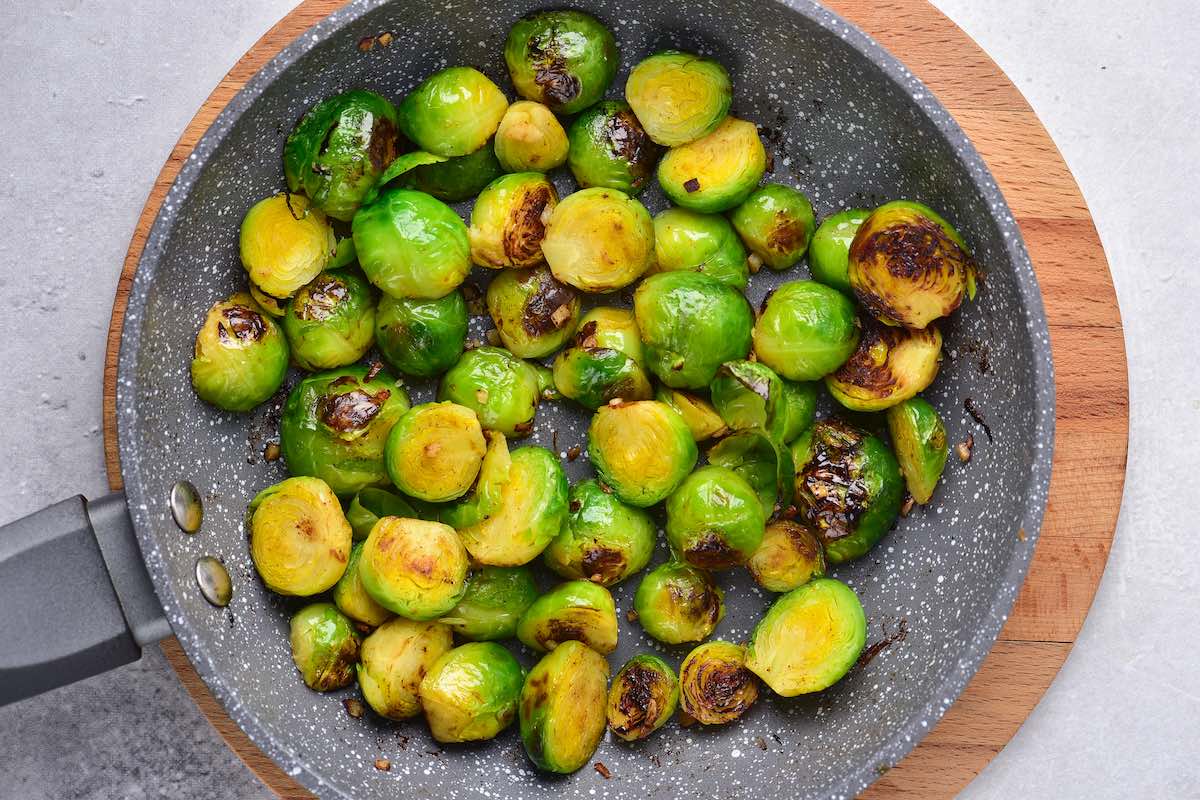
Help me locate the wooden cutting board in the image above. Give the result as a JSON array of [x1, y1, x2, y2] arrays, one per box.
[[101, 1, 1128, 796]]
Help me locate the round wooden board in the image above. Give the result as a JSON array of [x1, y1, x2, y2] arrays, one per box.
[[102, 1, 1128, 797]]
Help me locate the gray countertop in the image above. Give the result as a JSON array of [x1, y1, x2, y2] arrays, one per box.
[[1, 0, 1196, 797]]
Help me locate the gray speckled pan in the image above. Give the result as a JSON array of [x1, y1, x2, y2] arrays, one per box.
[[111, 1, 1054, 798]]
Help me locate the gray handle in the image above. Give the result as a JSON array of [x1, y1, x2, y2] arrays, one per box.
[[0, 492, 169, 705]]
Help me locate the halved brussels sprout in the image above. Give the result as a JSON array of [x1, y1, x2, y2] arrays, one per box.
[[397, 66, 508, 157], [633, 561, 724, 645], [332, 542, 393, 627], [469, 172, 557, 270], [588, 400, 698, 507], [826, 318, 943, 412], [494, 101, 569, 173], [809, 209, 870, 295], [249, 476, 352, 596], [248, 282, 287, 318], [543, 479, 656, 586], [666, 465, 765, 570], [441, 566, 539, 641], [552, 345, 653, 411], [566, 100, 662, 195], [504, 10, 618, 115], [746, 520, 826, 593], [729, 183, 815, 271], [279, 365, 411, 497], [190, 293, 289, 412], [886, 397, 949, 504], [402, 141, 504, 202], [633, 271, 753, 389], [358, 617, 453, 720], [347, 488, 416, 541], [655, 386, 728, 442], [711, 360, 817, 443], [607, 655, 679, 742], [657, 117, 766, 213], [375, 290, 468, 378], [239, 194, 336, 299], [625, 51, 732, 147], [849, 200, 976, 329], [419, 642, 525, 743], [707, 430, 795, 516], [652, 207, 749, 289], [792, 419, 904, 564], [439, 346, 542, 437], [282, 270, 375, 371], [746, 577, 866, 695], [283, 90, 399, 221], [574, 307, 644, 363], [679, 641, 759, 725], [383, 402, 486, 502], [352, 187, 470, 299], [753, 280, 860, 381], [519, 640, 609, 774], [542, 187, 655, 293], [289, 602, 360, 691], [517, 579, 618, 654], [486, 266, 580, 358], [359, 517, 469, 620]]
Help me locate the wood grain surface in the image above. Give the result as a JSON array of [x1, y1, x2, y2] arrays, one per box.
[[101, 1, 1128, 797]]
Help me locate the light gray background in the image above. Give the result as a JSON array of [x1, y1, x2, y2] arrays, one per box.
[[0, 0, 1195, 797]]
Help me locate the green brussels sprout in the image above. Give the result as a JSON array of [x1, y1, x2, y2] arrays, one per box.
[[249, 282, 287, 318], [486, 266, 580, 358], [332, 542, 393, 627], [517, 580, 619, 654], [792, 419, 904, 564], [438, 346, 542, 437], [886, 397, 949, 504], [358, 617, 453, 720], [657, 117, 766, 213], [469, 173, 558, 270], [402, 141, 504, 202], [419, 642, 525, 743], [249, 476, 352, 596], [519, 640, 609, 774], [283, 90, 399, 222], [397, 66, 508, 157], [573, 306, 644, 363], [552, 345, 653, 411], [625, 51, 732, 147], [374, 290, 468, 378], [848, 200, 977, 329], [190, 293, 288, 412], [282, 270, 375, 371], [359, 517, 469, 620], [543, 479, 656, 586], [607, 654, 679, 742], [753, 280, 860, 381], [543, 187, 655, 292], [504, 10, 618, 115], [652, 207, 749, 289], [239, 194, 336, 299], [746, 520, 826, 593], [346, 488, 416, 541], [494, 101, 569, 173], [633, 271, 754, 389], [826, 318, 943, 412], [352, 187, 471, 299], [588, 400, 698, 507], [566, 100, 662, 195], [707, 430, 796, 516], [288, 602, 360, 691], [711, 360, 817, 442], [679, 641, 759, 725], [729, 183, 816, 271], [358, 151, 448, 208], [441, 566, 540, 641], [279, 365, 411, 497], [383, 402, 486, 502], [809, 208, 870, 295], [665, 465, 765, 570], [633, 561, 724, 645], [745, 577, 866, 695]]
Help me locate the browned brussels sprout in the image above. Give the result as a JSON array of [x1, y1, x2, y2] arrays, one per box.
[[289, 602, 360, 691], [633, 561, 724, 645], [518, 641, 609, 774], [543, 479, 656, 586], [606, 655, 679, 741], [746, 520, 827, 593], [825, 318, 942, 412], [469, 172, 558, 270], [567, 100, 662, 195], [190, 292, 289, 412], [486, 265, 580, 358], [504, 10, 618, 116], [679, 641, 759, 725]]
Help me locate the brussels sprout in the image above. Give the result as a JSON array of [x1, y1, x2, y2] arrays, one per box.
[[397, 66, 508, 157], [439, 346, 542, 437], [359, 151, 448, 208], [239, 194, 336, 299], [633, 271, 753, 389], [848, 200, 976, 329], [826, 318, 943, 412], [332, 542, 393, 627], [679, 641, 759, 725], [486, 266, 580, 358], [657, 117, 766, 213], [588, 400, 698, 507], [665, 465, 765, 570], [494, 101, 569, 173], [289, 602, 360, 691], [504, 10, 618, 115], [711, 360, 817, 442], [249, 282, 287, 318], [792, 419, 904, 564], [375, 291, 468, 378], [469, 173, 558, 270], [552, 345, 653, 411], [625, 51, 732, 147], [441, 566, 540, 641], [655, 387, 728, 442], [282, 271, 375, 371], [283, 90, 399, 221], [753, 280, 860, 381], [402, 141, 505, 202], [517, 580, 619, 654], [542, 187, 655, 293], [607, 655, 679, 742], [346, 488, 416, 541], [652, 207, 749, 289], [279, 365, 411, 497], [809, 209, 869, 295], [543, 480, 655, 586], [707, 430, 795, 515], [575, 307, 644, 363], [746, 521, 826, 593], [190, 293, 288, 412], [729, 184, 816, 271], [439, 430, 512, 530], [358, 617, 453, 719], [886, 397, 949, 504], [359, 517, 469, 620], [519, 640, 609, 774], [566, 100, 662, 195], [531, 362, 559, 401], [746, 578, 866, 695], [249, 476, 352, 596], [352, 188, 471, 299], [383, 402, 486, 502], [633, 561, 724, 645], [419, 642, 525, 743]]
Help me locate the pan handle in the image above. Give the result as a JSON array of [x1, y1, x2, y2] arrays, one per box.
[[0, 492, 169, 705]]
